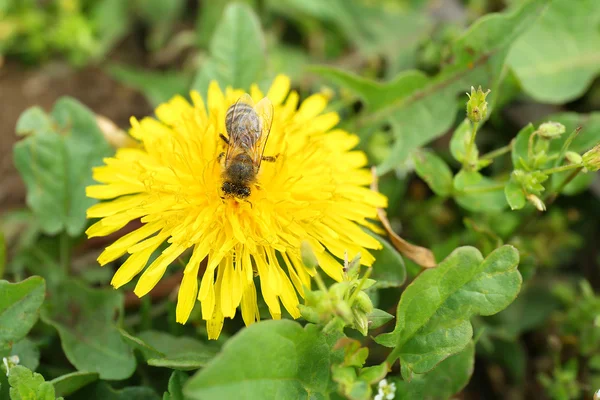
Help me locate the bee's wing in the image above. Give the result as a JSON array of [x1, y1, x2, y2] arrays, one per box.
[[251, 97, 274, 170], [224, 94, 255, 167]]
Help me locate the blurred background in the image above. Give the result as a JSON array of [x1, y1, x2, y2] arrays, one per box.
[[1, 1, 600, 399]]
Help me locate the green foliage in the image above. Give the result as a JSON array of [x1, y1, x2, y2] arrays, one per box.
[[184, 321, 343, 399], [394, 341, 475, 400], [192, 3, 266, 95], [13, 98, 113, 237], [0, 277, 45, 352], [312, 0, 549, 172], [8, 365, 63, 400], [377, 246, 521, 379], [508, 0, 600, 103], [40, 279, 135, 380], [4, 0, 600, 399]]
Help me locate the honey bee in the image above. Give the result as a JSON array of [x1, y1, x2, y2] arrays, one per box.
[[218, 94, 277, 199]]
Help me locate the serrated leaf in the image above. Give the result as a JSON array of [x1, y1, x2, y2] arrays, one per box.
[[504, 178, 526, 210], [40, 280, 135, 380], [394, 341, 475, 400], [136, 331, 219, 370], [51, 372, 99, 398], [13, 98, 113, 236], [192, 3, 266, 95], [163, 371, 187, 400], [313, 0, 549, 172], [368, 232, 406, 288], [184, 321, 343, 399], [0, 277, 45, 351], [8, 365, 62, 400], [412, 149, 454, 197], [508, 0, 600, 103], [376, 246, 521, 379], [454, 171, 508, 212]]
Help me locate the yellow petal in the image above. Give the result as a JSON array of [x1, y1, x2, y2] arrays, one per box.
[[267, 75, 291, 106], [134, 244, 187, 297]]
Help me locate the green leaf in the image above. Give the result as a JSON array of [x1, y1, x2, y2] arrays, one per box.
[[136, 331, 219, 370], [163, 371, 187, 400], [118, 328, 164, 359], [40, 280, 135, 380], [367, 309, 394, 330], [368, 232, 406, 288], [2, 338, 40, 372], [508, 0, 600, 103], [412, 149, 454, 197], [13, 98, 113, 236], [15, 107, 53, 137], [511, 123, 536, 168], [313, 0, 549, 172], [71, 382, 160, 400], [107, 65, 190, 107], [51, 372, 99, 398], [450, 119, 475, 164], [184, 321, 343, 399], [90, 0, 131, 58], [8, 365, 62, 400], [504, 178, 526, 210], [0, 277, 45, 351], [395, 341, 475, 400], [377, 245, 521, 379], [453, 171, 508, 212], [192, 3, 266, 95]]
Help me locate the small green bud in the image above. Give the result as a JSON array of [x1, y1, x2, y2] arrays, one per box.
[[300, 240, 319, 269], [582, 144, 600, 172], [538, 121, 566, 139], [354, 291, 374, 314], [526, 194, 546, 211], [565, 151, 583, 165], [466, 86, 491, 123], [352, 310, 369, 336]]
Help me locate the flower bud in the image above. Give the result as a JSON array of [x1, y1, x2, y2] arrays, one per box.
[[354, 291, 374, 314], [582, 144, 600, 172], [352, 310, 369, 336], [466, 86, 490, 123], [538, 122, 565, 139], [300, 240, 319, 270], [526, 194, 546, 211], [565, 151, 582, 165]]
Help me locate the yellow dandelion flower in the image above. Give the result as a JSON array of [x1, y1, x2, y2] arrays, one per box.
[[86, 75, 387, 339]]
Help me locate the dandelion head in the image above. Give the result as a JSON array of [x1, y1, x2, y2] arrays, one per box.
[[86, 75, 387, 339]]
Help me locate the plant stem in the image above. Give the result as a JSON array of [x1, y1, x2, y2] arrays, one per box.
[[527, 130, 538, 162], [461, 182, 506, 193], [313, 270, 329, 293], [463, 121, 479, 169], [540, 163, 582, 175], [481, 141, 513, 160], [60, 232, 70, 276], [545, 167, 583, 205]]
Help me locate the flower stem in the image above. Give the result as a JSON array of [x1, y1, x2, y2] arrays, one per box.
[[540, 163, 582, 175], [60, 232, 70, 276], [313, 270, 329, 293], [481, 141, 513, 160], [463, 121, 479, 170]]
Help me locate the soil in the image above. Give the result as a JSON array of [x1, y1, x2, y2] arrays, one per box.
[[0, 40, 153, 211]]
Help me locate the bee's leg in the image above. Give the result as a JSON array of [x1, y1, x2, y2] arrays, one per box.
[[218, 152, 225, 162], [261, 153, 280, 162], [244, 199, 253, 209], [219, 133, 230, 145]]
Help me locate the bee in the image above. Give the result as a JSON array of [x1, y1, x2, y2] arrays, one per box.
[[218, 94, 277, 199]]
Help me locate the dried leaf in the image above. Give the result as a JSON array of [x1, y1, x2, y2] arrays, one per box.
[[371, 167, 436, 268]]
